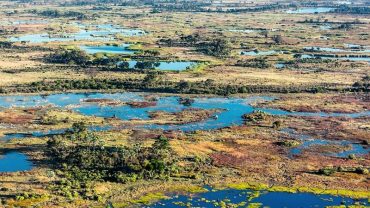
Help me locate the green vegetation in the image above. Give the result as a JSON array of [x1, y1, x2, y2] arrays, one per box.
[[6, 77, 349, 95], [160, 34, 231, 57], [242, 110, 269, 123], [32, 9, 91, 19], [46, 49, 91, 65], [353, 75, 369, 92], [47, 122, 179, 199], [236, 58, 271, 69], [317, 166, 370, 176]]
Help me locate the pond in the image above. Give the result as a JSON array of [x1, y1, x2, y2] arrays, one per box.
[[80, 44, 135, 54], [0, 152, 33, 172], [286, 7, 335, 14], [1, 125, 112, 142], [11, 19, 48, 25], [300, 54, 370, 63], [281, 128, 369, 158], [9, 24, 145, 43], [259, 107, 370, 118], [124, 61, 197, 71], [0, 93, 369, 134], [344, 44, 370, 53], [303, 46, 370, 53], [0, 19, 48, 26], [229, 29, 263, 33], [319, 24, 332, 30], [303, 47, 345, 53], [345, 43, 361, 49], [275, 63, 285, 69], [147, 187, 368, 208], [240, 50, 280, 56]]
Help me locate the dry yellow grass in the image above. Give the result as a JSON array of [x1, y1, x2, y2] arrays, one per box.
[[167, 66, 361, 86], [260, 93, 369, 113], [171, 140, 234, 158]]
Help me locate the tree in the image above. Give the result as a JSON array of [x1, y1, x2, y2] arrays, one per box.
[[272, 35, 284, 44], [152, 135, 170, 151], [117, 61, 130, 70], [198, 38, 231, 57], [272, 120, 282, 129], [260, 30, 269, 38], [135, 61, 159, 70], [46, 49, 90, 65]]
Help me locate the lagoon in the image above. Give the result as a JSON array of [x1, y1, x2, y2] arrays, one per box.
[[0, 152, 33, 172]]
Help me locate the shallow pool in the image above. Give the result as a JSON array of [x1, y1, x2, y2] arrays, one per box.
[[281, 128, 369, 158], [286, 7, 334, 14], [125, 61, 197, 71], [80, 44, 135, 54], [9, 24, 145, 43], [241, 50, 279, 56], [0, 152, 33, 172], [300, 54, 370, 63]]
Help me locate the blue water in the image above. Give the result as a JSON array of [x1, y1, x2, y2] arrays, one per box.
[[281, 128, 369, 158], [0, 19, 48, 26], [147, 188, 368, 208], [125, 61, 196, 71], [303, 47, 345, 53], [0, 93, 369, 134], [275, 63, 285, 69], [11, 19, 48, 25], [319, 24, 332, 30], [303, 46, 370, 53], [301, 54, 370, 63], [1, 125, 112, 142], [229, 29, 262, 33], [259, 108, 370, 118], [344, 43, 361, 49], [80, 44, 135, 54], [241, 50, 279, 56], [286, 7, 334, 14], [0, 152, 33, 172], [9, 24, 145, 43]]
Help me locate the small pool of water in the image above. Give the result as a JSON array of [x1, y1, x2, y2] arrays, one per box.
[[241, 50, 280, 56], [282, 128, 369, 158], [1, 125, 112, 141], [345, 43, 361, 49], [147, 187, 368, 208], [80, 44, 135, 54], [0, 19, 48, 26], [286, 7, 335, 14], [9, 24, 145, 43], [229, 29, 263, 33], [0, 152, 33, 172], [118, 61, 197, 71], [12, 19, 48, 25], [319, 24, 332, 30], [300, 54, 370, 63], [303, 47, 345, 53], [303, 46, 370, 53], [259, 107, 370, 118], [275, 63, 285, 69]]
